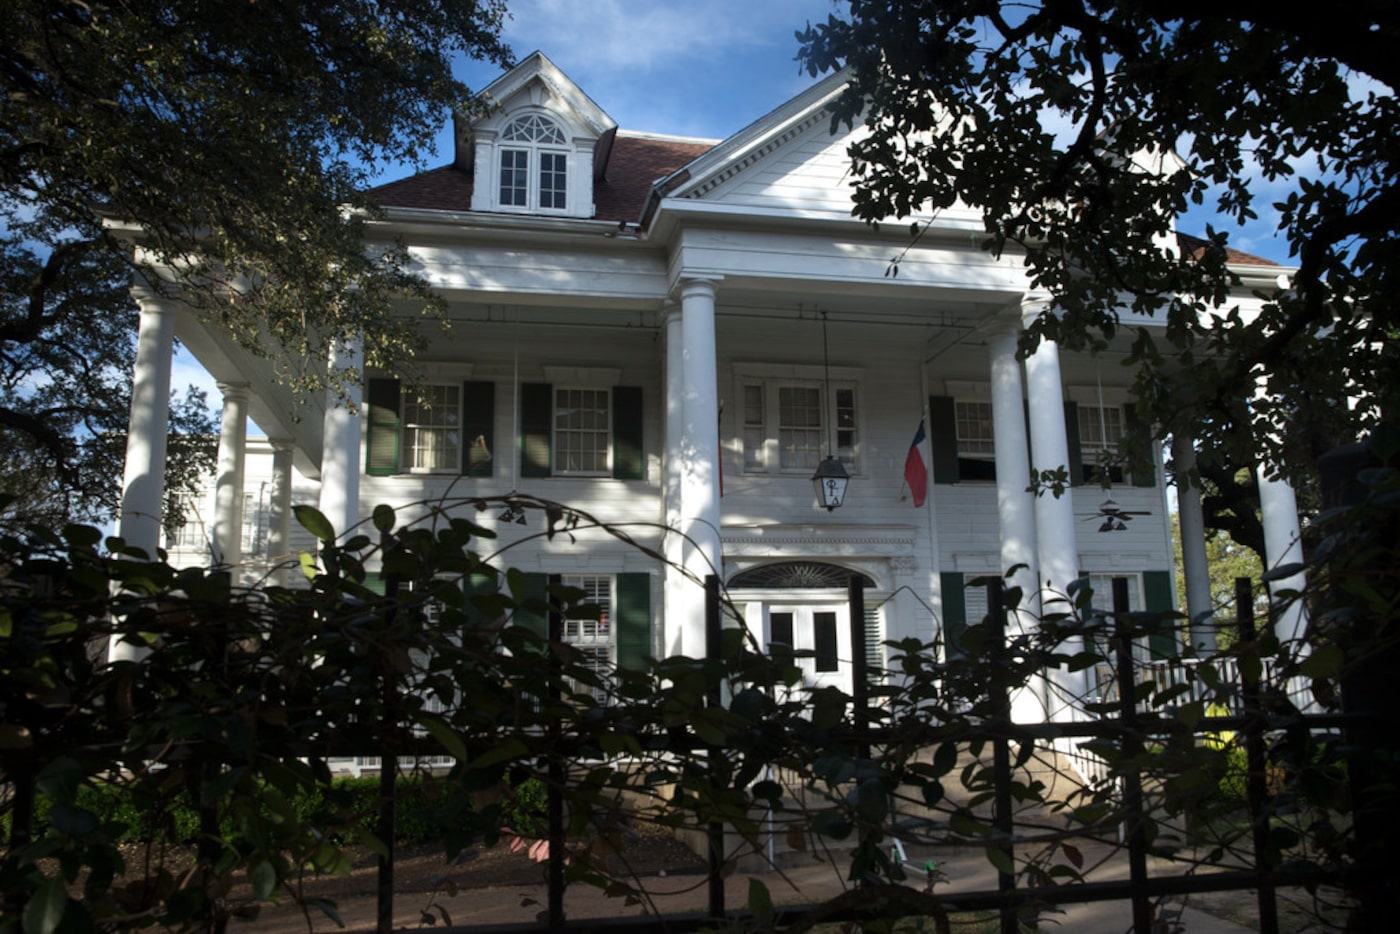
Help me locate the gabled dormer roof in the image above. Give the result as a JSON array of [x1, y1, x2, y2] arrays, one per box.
[[452, 51, 618, 180]]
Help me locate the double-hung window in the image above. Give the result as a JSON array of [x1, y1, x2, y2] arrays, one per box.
[[1076, 403, 1125, 483], [554, 387, 611, 475], [929, 390, 997, 483], [498, 114, 569, 212], [402, 384, 461, 472], [737, 365, 861, 474], [365, 378, 494, 478], [561, 575, 614, 704]]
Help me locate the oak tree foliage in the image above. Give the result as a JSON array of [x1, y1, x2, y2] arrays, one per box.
[[1, 0, 512, 521], [799, 1, 1398, 489]]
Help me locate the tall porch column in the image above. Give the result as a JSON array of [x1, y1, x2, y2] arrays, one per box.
[[211, 382, 249, 568], [1172, 434, 1216, 652], [662, 303, 687, 657], [1257, 465, 1307, 643], [116, 290, 176, 561], [267, 440, 295, 582], [1022, 298, 1085, 719], [112, 289, 176, 662], [989, 322, 1039, 623], [318, 337, 363, 542], [677, 277, 722, 659]]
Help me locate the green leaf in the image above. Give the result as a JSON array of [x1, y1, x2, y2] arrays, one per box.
[[372, 504, 396, 533], [467, 736, 528, 770], [985, 845, 1015, 875], [1299, 644, 1345, 680], [416, 715, 468, 761], [250, 861, 277, 901], [298, 551, 318, 581], [748, 878, 773, 926], [22, 878, 67, 934], [293, 504, 335, 541]]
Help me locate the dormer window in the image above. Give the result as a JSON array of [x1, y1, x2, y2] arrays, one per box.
[[499, 114, 569, 212]]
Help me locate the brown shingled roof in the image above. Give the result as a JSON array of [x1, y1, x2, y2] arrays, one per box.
[[367, 134, 714, 223], [1175, 232, 1279, 267]]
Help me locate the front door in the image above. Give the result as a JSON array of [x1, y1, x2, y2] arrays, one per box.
[[765, 603, 852, 697]]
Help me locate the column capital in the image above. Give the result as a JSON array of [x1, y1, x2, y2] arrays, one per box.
[[268, 438, 295, 454], [677, 275, 722, 303], [1020, 291, 1055, 326], [216, 380, 251, 402]]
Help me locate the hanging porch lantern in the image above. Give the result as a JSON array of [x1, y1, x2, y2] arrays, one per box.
[[812, 454, 849, 511]]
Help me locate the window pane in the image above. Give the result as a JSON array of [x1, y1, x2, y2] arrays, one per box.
[[778, 386, 822, 469], [835, 387, 857, 466], [403, 385, 461, 470], [500, 149, 529, 206], [955, 400, 995, 455], [813, 611, 838, 672], [539, 152, 567, 209], [503, 114, 566, 144], [770, 611, 794, 648], [562, 575, 613, 703], [554, 388, 610, 474], [1078, 404, 1123, 449]]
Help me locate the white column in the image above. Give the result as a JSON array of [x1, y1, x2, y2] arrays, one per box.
[[989, 324, 1039, 621], [116, 291, 176, 561], [1172, 434, 1216, 652], [112, 290, 176, 662], [678, 277, 722, 659], [1022, 299, 1085, 718], [662, 304, 687, 657], [318, 336, 363, 543], [211, 382, 249, 568], [267, 440, 295, 582], [1257, 465, 1307, 643]]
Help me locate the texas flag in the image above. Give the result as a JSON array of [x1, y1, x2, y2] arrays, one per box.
[[904, 419, 928, 508]]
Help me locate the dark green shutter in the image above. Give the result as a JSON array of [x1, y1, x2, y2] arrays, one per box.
[[521, 383, 553, 478], [612, 386, 644, 480], [464, 570, 501, 627], [512, 572, 550, 640], [1143, 570, 1177, 659], [940, 571, 967, 659], [1064, 401, 1083, 485], [1124, 403, 1155, 486], [615, 573, 651, 670], [365, 378, 401, 476], [929, 395, 960, 484], [363, 572, 385, 596], [462, 381, 494, 477]]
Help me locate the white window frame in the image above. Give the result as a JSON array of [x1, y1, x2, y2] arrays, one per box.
[[497, 113, 570, 214], [734, 363, 863, 475], [561, 574, 615, 704], [954, 399, 996, 460], [167, 491, 209, 551], [401, 383, 462, 474], [553, 386, 612, 476]]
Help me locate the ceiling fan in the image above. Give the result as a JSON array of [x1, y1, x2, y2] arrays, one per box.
[[1081, 499, 1151, 532]]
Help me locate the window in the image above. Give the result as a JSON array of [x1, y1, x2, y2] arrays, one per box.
[[554, 388, 610, 475], [167, 493, 207, 550], [562, 575, 614, 703], [498, 114, 569, 213], [1077, 404, 1125, 483], [739, 378, 859, 473], [955, 400, 995, 458], [403, 384, 461, 472], [365, 379, 494, 478], [241, 492, 263, 556]]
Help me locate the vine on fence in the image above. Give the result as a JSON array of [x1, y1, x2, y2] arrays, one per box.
[[1, 472, 1391, 931]]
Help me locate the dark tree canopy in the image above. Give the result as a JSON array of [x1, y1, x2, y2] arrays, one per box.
[[799, 1, 1399, 490], [1, 0, 512, 522]]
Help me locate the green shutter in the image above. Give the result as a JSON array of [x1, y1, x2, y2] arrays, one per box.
[[1064, 401, 1083, 485], [363, 572, 386, 596], [612, 386, 644, 480], [940, 571, 967, 659], [615, 573, 651, 671], [1124, 403, 1155, 487], [929, 395, 960, 484], [464, 569, 501, 628], [365, 378, 401, 476], [1143, 570, 1177, 659], [520, 383, 553, 478], [512, 572, 550, 640], [462, 381, 495, 477]]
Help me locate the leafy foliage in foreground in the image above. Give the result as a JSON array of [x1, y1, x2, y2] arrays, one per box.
[[2, 479, 1390, 931]]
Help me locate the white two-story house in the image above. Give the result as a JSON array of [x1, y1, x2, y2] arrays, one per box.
[[120, 53, 1300, 721]]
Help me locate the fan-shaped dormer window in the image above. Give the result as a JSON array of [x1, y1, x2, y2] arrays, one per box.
[[498, 114, 569, 211]]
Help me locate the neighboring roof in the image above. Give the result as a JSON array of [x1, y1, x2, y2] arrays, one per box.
[[367, 133, 714, 223], [1176, 232, 1279, 267]]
